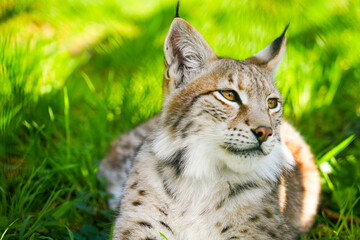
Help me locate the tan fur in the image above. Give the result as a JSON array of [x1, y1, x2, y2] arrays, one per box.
[[280, 121, 321, 232], [100, 17, 320, 239], [101, 117, 320, 233]]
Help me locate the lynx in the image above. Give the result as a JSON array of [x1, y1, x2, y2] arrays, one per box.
[[99, 11, 320, 240]]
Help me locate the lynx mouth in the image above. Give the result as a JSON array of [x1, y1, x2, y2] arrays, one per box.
[[221, 145, 265, 156]]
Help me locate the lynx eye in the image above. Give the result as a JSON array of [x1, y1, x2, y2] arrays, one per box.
[[219, 90, 238, 102], [268, 98, 278, 109]]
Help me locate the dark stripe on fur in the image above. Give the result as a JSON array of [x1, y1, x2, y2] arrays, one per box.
[[156, 164, 177, 199], [248, 215, 259, 222], [228, 181, 259, 198], [137, 221, 153, 228], [267, 231, 277, 238], [130, 182, 138, 189], [171, 95, 201, 132], [139, 190, 147, 196], [203, 108, 225, 122], [164, 149, 186, 177], [163, 180, 176, 199], [216, 198, 226, 210], [132, 201, 142, 206], [158, 207, 168, 216], [221, 225, 232, 234], [181, 121, 194, 138], [169, 91, 215, 134], [256, 224, 266, 231], [128, 142, 144, 172], [263, 209, 273, 218], [160, 221, 174, 234]]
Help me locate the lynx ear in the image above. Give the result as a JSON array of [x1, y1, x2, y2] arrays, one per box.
[[246, 24, 289, 73], [164, 18, 216, 91]]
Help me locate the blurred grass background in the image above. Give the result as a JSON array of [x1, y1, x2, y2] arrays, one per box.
[[0, 0, 359, 239]]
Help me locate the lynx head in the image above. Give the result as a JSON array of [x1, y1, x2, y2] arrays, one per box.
[[153, 18, 293, 181]]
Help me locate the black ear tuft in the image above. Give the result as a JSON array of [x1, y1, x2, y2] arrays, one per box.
[[270, 22, 289, 58], [281, 22, 290, 38], [245, 23, 289, 73], [175, 0, 180, 18]]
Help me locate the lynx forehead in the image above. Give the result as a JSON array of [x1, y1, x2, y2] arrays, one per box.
[[166, 58, 282, 124]]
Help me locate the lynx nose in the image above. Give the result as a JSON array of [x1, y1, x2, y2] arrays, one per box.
[[251, 126, 273, 143]]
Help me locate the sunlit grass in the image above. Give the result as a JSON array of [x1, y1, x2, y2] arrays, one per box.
[[1, 0, 359, 239]]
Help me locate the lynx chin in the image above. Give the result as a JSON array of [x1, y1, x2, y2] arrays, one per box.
[[99, 11, 320, 240]]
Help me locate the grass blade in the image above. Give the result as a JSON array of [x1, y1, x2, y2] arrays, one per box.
[[318, 135, 355, 164], [0, 219, 18, 240]]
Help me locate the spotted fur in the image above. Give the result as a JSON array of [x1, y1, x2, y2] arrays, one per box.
[[100, 16, 320, 240]]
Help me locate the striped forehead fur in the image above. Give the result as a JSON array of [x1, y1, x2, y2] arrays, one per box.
[[163, 59, 279, 128]]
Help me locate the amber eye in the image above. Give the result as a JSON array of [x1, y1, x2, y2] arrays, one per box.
[[219, 90, 238, 102], [268, 98, 278, 109]]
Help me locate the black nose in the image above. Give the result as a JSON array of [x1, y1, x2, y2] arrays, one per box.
[[251, 126, 273, 143]]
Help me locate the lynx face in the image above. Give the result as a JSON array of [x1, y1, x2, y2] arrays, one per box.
[[153, 18, 293, 181], [191, 61, 283, 170]]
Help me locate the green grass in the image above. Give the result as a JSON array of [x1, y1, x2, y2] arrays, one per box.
[[1, 0, 359, 239]]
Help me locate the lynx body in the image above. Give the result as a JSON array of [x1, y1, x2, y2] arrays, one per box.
[[99, 16, 320, 240]]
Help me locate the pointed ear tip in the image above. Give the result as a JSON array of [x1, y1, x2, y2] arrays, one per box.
[[169, 17, 193, 32], [171, 17, 188, 26], [281, 23, 290, 37]]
